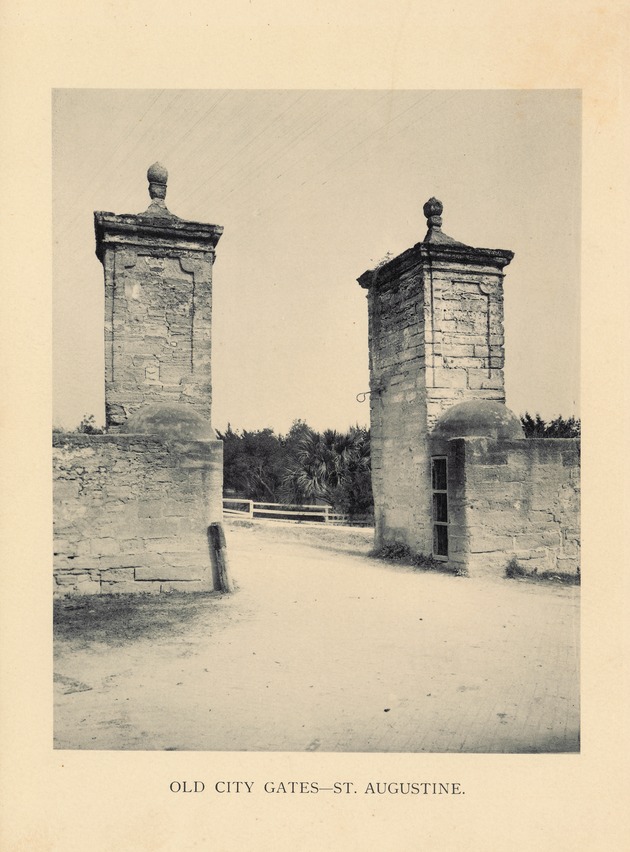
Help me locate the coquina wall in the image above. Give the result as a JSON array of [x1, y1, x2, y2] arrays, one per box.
[[53, 433, 223, 595], [440, 437, 580, 577]]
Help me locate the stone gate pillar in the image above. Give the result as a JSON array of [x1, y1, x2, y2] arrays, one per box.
[[357, 198, 514, 555], [51, 164, 230, 595], [95, 163, 223, 431]]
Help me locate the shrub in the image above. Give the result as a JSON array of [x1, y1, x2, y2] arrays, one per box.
[[77, 414, 104, 435], [505, 557, 526, 578], [372, 542, 463, 575], [373, 542, 414, 561]]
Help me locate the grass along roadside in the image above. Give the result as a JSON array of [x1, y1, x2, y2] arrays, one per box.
[[505, 557, 580, 585], [53, 591, 227, 648]]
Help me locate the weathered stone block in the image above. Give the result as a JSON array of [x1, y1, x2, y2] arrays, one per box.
[[468, 531, 512, 553], [75, 538, 93, 557], [54, 576, 102, 596], [159, 365, 187, 385], [443, 356, 488, 370], [135, 563, 206, 581], [426, 387, 466, 401], [432, 367, 468, 388], [514, 531, 561, 549], [54, 480, 82, 499], [144, 537, 200, 553], [159, 580, 206, 593], [55, 572, 91, 585], [99, 567, 136, 581], [555, 555, 579, 573], [100, 580, 143, 594], [561, 541, 580, 558], [140, 518, 179, 538], [53, 539, 74, 555], [95, 553, 138, 574], [159, 551, 208, 568], [467, 370, 504, 390], [90, 537, 120, 557]]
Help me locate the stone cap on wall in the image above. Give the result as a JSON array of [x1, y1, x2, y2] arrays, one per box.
[[94, 163, 223, 260], [120, 402, 215, 440], [358, 197, 513, 288], [432, 400, 525, 441]]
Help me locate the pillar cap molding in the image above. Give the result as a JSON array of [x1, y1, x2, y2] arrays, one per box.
[[94, 210, 224, 260], [358, 241, 514, 289]]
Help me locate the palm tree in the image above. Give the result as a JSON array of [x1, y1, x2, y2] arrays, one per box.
[[282, 430, 336, 504], [281, 427, 373, 518]]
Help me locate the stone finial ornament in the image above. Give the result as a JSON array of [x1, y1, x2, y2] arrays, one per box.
[[421, 196, 467, 246], [147, 162, 168, 202], [423, 197, 443, 231]]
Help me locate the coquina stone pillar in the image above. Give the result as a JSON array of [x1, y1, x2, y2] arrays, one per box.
[[358, 198, 514, 555], [95, 163, 223, 431]]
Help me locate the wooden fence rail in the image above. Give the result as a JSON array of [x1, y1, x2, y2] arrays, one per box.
[[223, 498, 371, 527]]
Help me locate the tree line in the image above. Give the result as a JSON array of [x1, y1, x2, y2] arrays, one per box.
[[519, 413, 580, 438], [218, 420, 373, 520]]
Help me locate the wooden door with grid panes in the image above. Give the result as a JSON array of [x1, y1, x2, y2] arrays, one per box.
[[431, 457, 448, 558]]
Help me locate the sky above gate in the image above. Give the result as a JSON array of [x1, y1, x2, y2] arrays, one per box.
[[53, 89, 580, 434]]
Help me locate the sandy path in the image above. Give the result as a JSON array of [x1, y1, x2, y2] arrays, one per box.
[[54, 521, 579, 752]]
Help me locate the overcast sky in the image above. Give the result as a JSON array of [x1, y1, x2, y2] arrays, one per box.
[[52, 89, 580, 434]]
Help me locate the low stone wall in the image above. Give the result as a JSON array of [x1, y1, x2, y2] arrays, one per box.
[[445, 437, 580, 577], [53, 433, 223, 595]]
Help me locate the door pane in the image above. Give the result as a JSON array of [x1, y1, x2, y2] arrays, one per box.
[[433, 492, 448, 522], [433, 524, 448, 557], [432, 458, 447, 491]]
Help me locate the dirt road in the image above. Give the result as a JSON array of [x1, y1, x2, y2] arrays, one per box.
[[54, 520, 579, 751]]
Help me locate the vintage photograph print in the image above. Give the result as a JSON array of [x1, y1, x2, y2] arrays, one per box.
[[53, 89, 580, 752]]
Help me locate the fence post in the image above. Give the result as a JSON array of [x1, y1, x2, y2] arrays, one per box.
[[207, 523, 233, 593], [248, 500, 254, 519]]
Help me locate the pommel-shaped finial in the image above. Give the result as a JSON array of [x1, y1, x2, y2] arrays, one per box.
[[423, 197, 443, 231], [147, 162, 168, 202]]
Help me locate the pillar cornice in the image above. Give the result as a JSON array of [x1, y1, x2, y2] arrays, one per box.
[[358, 242, 514, 290], [94, 211, 223, 261]]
